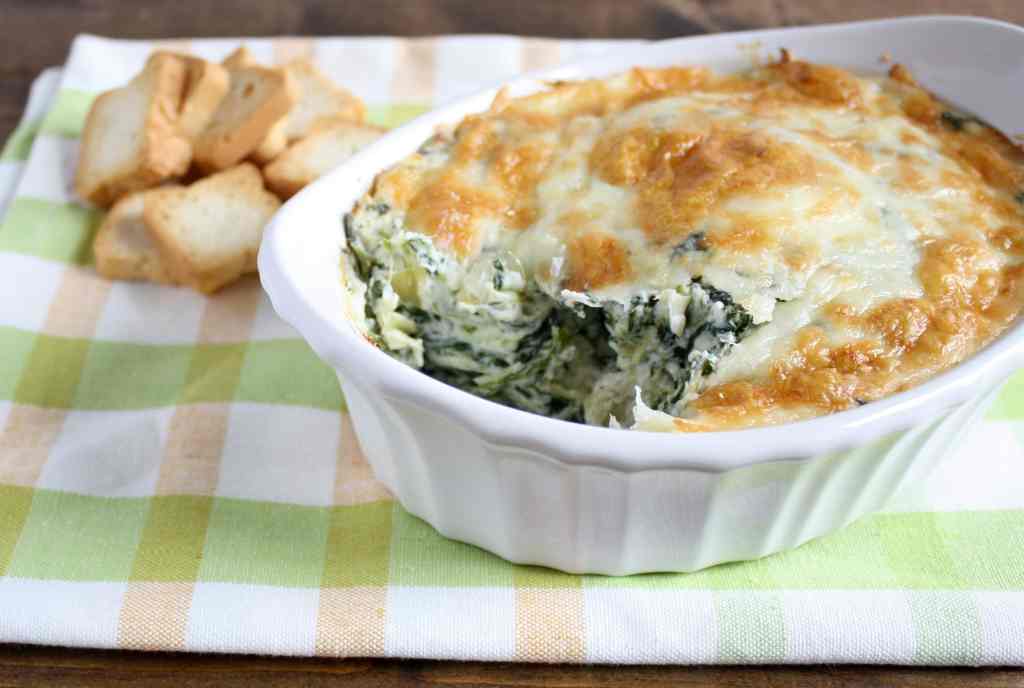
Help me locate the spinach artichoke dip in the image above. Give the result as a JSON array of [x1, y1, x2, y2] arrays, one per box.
[[341, 54, 1024, 431]]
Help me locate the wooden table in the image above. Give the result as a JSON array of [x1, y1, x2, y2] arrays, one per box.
[[1, 644, 1023, 687], [1, 1, 1023, 685]]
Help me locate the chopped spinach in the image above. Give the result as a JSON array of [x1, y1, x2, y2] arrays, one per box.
[[671, 231, 708, 257], [345, 197, 756, 427], [404, 236, 444, 274], [343, 213, 368, 277], [694, 278, 753, 332], [587, 282, 753, 423], [492, 257, 506, 290], [940, 111, 977, 132]]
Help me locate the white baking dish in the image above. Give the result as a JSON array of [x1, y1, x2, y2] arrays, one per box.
[[259, 16, 1024, 574]]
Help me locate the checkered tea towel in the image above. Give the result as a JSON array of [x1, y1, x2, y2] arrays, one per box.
[[0, 34, 1023, 665]]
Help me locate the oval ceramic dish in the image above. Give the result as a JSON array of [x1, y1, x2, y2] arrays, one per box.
[[260, 16, 1024, 574]]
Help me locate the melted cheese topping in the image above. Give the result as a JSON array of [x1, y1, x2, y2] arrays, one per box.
[[356, 56, 1024, 431]]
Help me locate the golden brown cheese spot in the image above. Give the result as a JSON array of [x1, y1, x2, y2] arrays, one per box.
[[670, 417, 721, 432], [954, 139, 1024, 196], [893, 159, 931, 194], [590, 128, 662, 187], [625, 66, 710, 106], [808, 184, 861, 219], [887, 65, 943, 128], [826, 139, 874, 172], [889, 63, 918, 86], [771, 328, 889, 406], [991, 264, 1024, 325], [564, 231, 633, 291], [374, 163, 424, 208], [799, 131, 874, 172], [452, 115, 498, 164], [992, 196, 1024, 226], [783, 244, 820, 272], [503, 79, 612, 122], [868, 299, 932, 350], [900, 130, 925, 147], [771, 59, 863, 108], [502, 204, 537, 230], [630, 66, 709, 92], [505, 67, 709, 123], [557, 209, 595, 233], [937, 168, 975, 194], [693, 326, 890, 418], [493, 142, 552, 193], [918, 236, 989, 307], [589, 127, 705, 187], [636, 129, 819, 244], [687, 380, 773, 423], [990, 225, 1024, 256], [822, 301, 860, 326], [706, 215, 778, 254], [415, 123, 554, 245], [490, 141, 553, 230], [405, 173, 501, 258], [901, 90, 942, 127], [911, 306, 976, 366]]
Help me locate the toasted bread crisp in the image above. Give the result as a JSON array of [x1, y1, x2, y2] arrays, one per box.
[[94, 187, 182, 284], [222, 45, 257, 69], [166, 53, 230, 139], [250, 118, 289, 165], [145, 164, 281, 293], [193, 63, 297, 172], [264, 120, 383, 199], [74, 53, 192, 207], [221, 46, 289, 165], [281, 59, 366, 142]]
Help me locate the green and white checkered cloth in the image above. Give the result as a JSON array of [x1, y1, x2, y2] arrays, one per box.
[[0, 34, 1023, 665]]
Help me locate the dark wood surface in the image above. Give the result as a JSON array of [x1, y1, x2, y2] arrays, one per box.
[[0, 645, 1022, 688], [1, 1, 1023, 685]]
